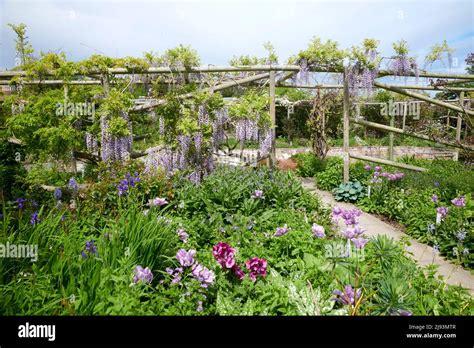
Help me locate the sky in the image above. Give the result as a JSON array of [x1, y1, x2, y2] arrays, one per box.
[[0, 0, 473, 77]]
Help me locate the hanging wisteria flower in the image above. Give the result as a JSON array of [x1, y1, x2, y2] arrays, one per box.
[[54, 188, 62, 201], [436, 207, 449, 219], [176, 249, 196, 267], [191, 263, 215, 288], [30, 211, 40, 225], [431, 194, 438, 203], [81, 240, 97, 258], [451, 196, 466, 207], [177, 228, 189, 243], [351, 237, 369, 249], [245, 257, 267, 281], [311, 223, 326, 238], [252, 190, 264, 199], [68, 177, 79, 193], [212, 242, 236, 269], [148, 197, 168, 207], [133, 266, 153, 284], [332, 285, 362, 306], [274, 224, 289, 237], [16, 198, 27, 210]]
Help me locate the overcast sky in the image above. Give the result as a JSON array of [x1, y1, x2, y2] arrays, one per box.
[[0, 0, 473, 75]]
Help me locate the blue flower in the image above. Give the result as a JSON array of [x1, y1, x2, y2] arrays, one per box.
[[54, 188, 62, 201], [30, 211, 40, 225], [68, 177, 79, 192]]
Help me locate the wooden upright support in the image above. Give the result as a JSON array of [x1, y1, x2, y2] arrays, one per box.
[[342, 71, 350, 183], [388, 113, 395, 161], [454, 91, 464, 161], [269, 70, 276, 167]]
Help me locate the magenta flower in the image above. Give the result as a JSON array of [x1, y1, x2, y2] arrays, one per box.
[[191, 263, 215, 288], [312, 223, 326, 238], [436, 206, 449, 219], [212, 242, 236, 269], [148, 197, 168, 207], [231, 264, 246, 280], [451, 196, 465, 207], [176, 249, 196, 267], [245, 257, 267, 281], [374, 166, 382, 172], [332, 285, 362, 306], [431, 194, 438, 203], [351, 237, 369, 249], [274, 224, 289, 237], [252, 190, 264, 199], [133, 266, 153, 284]]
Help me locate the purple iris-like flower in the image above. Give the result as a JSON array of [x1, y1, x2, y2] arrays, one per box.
[[68, 177, 79, 192], [191, 263, 215, 288], [364, 165, 371, 171], [133, 265, 153, 284], [431, 194, 438, 203], [245, 257, 267, 281], [312, 223, 326, 238], [332, 285, 362, 306], [351, 237, 369, 249], [117, 179, 129, 196], [342, 226, 365, 239], [54, 188, 62, 201], [451, 196, 465, 207], [436, 207, 449, 218], [176, 249, 196, 267], [148, 197, 168, 207], [30, 211, 40, 225], [15, 198, 27, 210], [252, 190, 264, 199], [274, 224, 289, 237], [212, 242, 236, 269], [374, 166, 382, 172], [177, 228, 189, 243], [82, 239, 97, 258]]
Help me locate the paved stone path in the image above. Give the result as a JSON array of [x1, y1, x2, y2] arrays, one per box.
[[300, 177, 474, 296]]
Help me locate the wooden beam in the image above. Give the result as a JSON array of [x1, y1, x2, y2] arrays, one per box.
[[373, 81, 474, 117], [349, 153, 427, 172], [351, 118, 474, 152]]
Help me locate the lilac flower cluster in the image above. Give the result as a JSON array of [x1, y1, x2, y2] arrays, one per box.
[[332, 207, 362, 226], [252, 190, 264, 199], [68, 177, 79, 193], [235, 119, 258, 142], [53, 188, 62, 201], [451, 196, 465, 207], [274, 224, 289, 237], [174, 249, 215, 288], [332, 285, 362, 306], [436, 207, 449, 219], [147, 197, 168, 207], [245, 257, 267, 281], [133, 266, 153, 284], [311, 223, 326, 238], [367, 165, 404, 182], [81, 240, 97, 258], [100, 113, 132, 162]]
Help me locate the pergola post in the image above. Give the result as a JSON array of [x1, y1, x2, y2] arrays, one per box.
[[269, 70, 276, 167], [388, 113, 395, 161], [342, 71, 350, 183], [454, 91, 464, 161]]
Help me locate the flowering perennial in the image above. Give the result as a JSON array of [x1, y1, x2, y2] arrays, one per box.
[[245, 257, 267, 281], [133, 266, 153, 284]]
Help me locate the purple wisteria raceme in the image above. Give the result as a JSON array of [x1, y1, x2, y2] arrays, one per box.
[[332, 285, 362, 306], [176, 249, 196, 268], [312, 223, 326, 238], [259, 129, 273, 156], [274, 224, 289, 237], [133, 266, 153, 284], [245, 257, 267, 281], [451, 196, 465, 207]]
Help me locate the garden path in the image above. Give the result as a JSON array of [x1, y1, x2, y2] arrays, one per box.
[[300, 177, 474, 296]]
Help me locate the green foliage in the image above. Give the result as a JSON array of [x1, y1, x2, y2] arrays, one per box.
[[425, 40, 455, 66], [333, 181, 366, 202], [163, 44, 200, 67], [392, 39, 409, 56], [292, 153, 326, 177], [8, 23, 34, 66], [291, 37, 346, 70], [314, 157, 343, 190]]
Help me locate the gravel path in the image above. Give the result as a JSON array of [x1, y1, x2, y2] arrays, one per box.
[[300, 177, 474, 296]]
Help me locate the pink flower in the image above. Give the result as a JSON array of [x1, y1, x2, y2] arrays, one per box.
[[245, 257, 267, 281], [148, 197, 168, 207], [191, 263, 215, 288], [212, 242, 236, 269], [311, 223, 325, 238], [176, 249, 196, 267], [232, 264, 246, 280]]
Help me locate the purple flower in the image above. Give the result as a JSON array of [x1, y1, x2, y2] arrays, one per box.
[[53, 188, 62, 201], [457, 230, 467, 242], [148, 197, 168, 207], [196, 301, 203, 312], [212, 242, 236, 269], [431, 194, 438, 203], [374, 166, 382, 172], [245, 257, 267, 281], [364, 165, 372, 171], [311, 223, 326, 238], [252, 190, 264, 199], [451, 196, 465, 207], [274, 224, 289, 237], [351, 237, 369, 249], [191, 263, 215, 288], [15, 198, 27, 210], [30, 211, 40, 225], [82, 239, 97, 258], [342, 226, 365, 239], [434, 181, 440, 187], [231, 264, 246, 280], [176, 249, 196, 267], [133, 265, 153, 284], [117, 179, 129, 196], [436, 207, 449, 218], [177, 228, 189, 243], [332, 285, 362, 306], [68, 177, 79, 192]]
